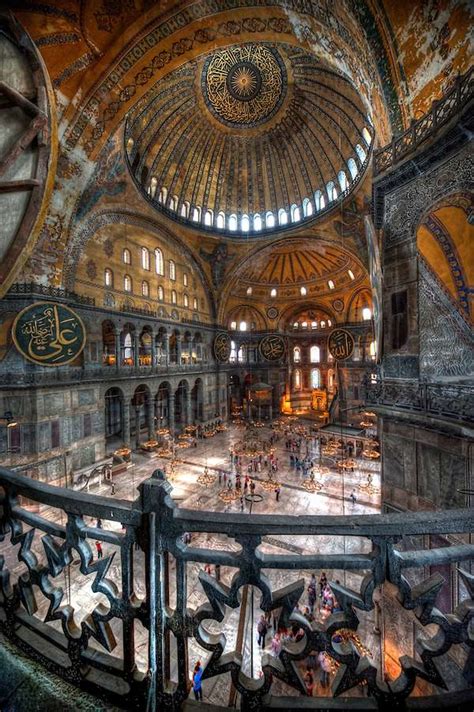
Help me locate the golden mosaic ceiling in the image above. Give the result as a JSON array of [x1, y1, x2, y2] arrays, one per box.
[[125, 42, 373, 237]]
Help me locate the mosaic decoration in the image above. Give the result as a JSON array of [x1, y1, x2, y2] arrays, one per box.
[[266, 306, 279, 319], [12, 302, 86, 366], [259, 334, 286, 361], [213, 332, 231, 362], [203, 44, 286, 127], [328, 328, 355, 361], [332, 299, 344, 313]]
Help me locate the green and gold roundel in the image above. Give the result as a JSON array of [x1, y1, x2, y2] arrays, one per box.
[[213, 332, 231, 363], [328, 328, 355, 361], [259, 334, 286, 361], [12, 302, 86, 366]]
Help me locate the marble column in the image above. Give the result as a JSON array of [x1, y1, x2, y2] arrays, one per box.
[[186, 387, 192, 425], [134, 332, 140, 368], [134, 405, 141, 448], [188, 336, 194, 364], [122, 399, 131, 447], [163, 333, 170, 367], [147, 397, 154, 439], [114, 328, 121, 372], [168, 389, 175, 435], [176, 334, 183, 365], [151, 335, 156, 368]]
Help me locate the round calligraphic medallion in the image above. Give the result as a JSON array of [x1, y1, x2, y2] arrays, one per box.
[[266, 306, 279, 320], [213, 332, 231, 362], [327, 328, 355, 361], [203, 44, 286, 128], [12, 302, 86, 367], [259, 334, 286, 361]]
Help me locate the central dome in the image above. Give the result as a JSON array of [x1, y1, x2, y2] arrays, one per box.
[[125, 43, 373, 237], [202, 44, 286, 127]]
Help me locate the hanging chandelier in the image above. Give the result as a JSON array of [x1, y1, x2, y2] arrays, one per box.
[[302, 471, 323, 492], [336, 458, 356, 470], [358, 474, 379, 495], [260, 471, 281, 492], [218, 486, 240, 503], [362, 448, 380, 459], [197, 467, 216, 486]]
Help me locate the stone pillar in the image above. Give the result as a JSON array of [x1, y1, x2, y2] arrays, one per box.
[[186, 388, 192, 425], [163, 333, 170, 367], [176, 334, 183, 365], [151, 335, 156, 368], [188, 336, 194, 364], [135, 405, 141, 448], [269, 404, 273, 421], [168, 389, 175, 435], [122, 399, 131, 447], [114, 328, 121, 372], [134, 332, 140, 368], [147, 397, 154, 438]]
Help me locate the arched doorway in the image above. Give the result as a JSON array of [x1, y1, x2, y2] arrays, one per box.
[[102, 320, 116, 366], [174, 380, 189, 430], [191, 378, 203, 422], [131, 385, 151, 446], [155, 382, 171, 429], [104, 387, 123, 449]]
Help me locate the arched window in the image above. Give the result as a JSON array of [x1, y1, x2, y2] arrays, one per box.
[[266, 211, 275, 228], [327, 319, 332, 327], [311, 368, 321, 389], [293, 346, 301, 363], [293, 322, 299, 329], [142, 280, 149, 297], [369, 340, 377, 359], [348, 269, 355, 280], [303, 198, 313, 217], [237, 345, 244, 363], [239, 321, 247, 331], [229, 214, 238, 231], [355, 143, 367, 164], [362, 127, 372, 146], [270, 288, 277, 298], [183, 273, 188, 287], [254, 213, 262, 231], [328, 280, 335, 290], [192, 206, 200, 222], [230, 321, 237, 330], [291, 204, 301, 222], [320, 320, 326, 328], [181, 201, 190, 218], [326, 181, 337, 202], [241, 214, 250, 232], [338, 170, 348, 192], [158, 285, 164, 301], [155, 249, 164, 275], [328, 369, 335, 390], [183, 293, 189, 307], [141, 247, 150, 270], [347, 158, 358, 180], [314, 190, 325, 211], [124, 275, 132, 292], [124, 333, 133, 361], [300, 286, 307, 296], [301, 321, 308, 329], [278, 208, 288, 225], [169, 195, 178, 211], [171, 289, 177, 304], [310, 345, 320, 363], [169, 260, 176, 281], [104, 268, 113, 287], [193, 297, 198, 310], [158, 186, 167, 204], [204, 209, 213, 226], [123, 248, 131, 265], [293, 369, 302, 390], [311, 321, 317, 329], [230, 340, 237, 363], [246, 286, 253, 295], [363, 307, 372, 321], [217, 212, 225, 229], [149, 176, 158, 198]]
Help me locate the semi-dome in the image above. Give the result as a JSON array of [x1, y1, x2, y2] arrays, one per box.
[[125, 42, 373, 237]]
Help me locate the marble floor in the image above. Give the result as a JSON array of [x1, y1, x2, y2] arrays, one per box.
[[1, 423, 383, 706]]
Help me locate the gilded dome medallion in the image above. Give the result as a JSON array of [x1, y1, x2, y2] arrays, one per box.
[[202, 44, 286, 127]]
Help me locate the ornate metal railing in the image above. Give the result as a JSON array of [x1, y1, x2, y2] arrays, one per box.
[[0, 467, 473, 710], [6, 282, 95, 306], [365, 378, 474, 423], [373, 68, 473, 175]]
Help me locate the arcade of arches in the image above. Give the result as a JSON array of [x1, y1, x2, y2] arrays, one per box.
[[0, 3, 472, 711]]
